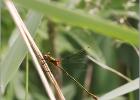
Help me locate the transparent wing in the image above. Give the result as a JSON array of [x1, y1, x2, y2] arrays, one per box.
[[60, 49, 89, 79], [61, 49, 87, 64]]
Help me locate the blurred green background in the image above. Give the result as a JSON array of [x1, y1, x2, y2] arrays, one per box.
[[0, 0, 139, 100]]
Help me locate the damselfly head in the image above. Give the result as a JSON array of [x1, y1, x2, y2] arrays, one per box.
[[53, 59, 61, 66]]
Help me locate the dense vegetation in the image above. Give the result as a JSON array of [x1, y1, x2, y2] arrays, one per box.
[[1, 0, 139, 100]]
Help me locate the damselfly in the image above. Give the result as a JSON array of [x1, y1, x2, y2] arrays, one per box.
[[43, 51, 98, 100]]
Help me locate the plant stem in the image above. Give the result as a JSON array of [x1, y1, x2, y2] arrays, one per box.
[[25, 54, 29, 100]]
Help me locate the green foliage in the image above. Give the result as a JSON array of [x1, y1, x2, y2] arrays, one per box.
[[14, 0, 139, 46], [0, 12, 42, 93], [1, 0, 139, 100]]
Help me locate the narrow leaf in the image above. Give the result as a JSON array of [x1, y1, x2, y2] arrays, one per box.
[[14, 0, 139, 46], [0, 12, 42, 93], [99, 78, 139, 100]]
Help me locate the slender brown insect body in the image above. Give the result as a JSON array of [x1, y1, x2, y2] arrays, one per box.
[[43, 52, 98, 100]]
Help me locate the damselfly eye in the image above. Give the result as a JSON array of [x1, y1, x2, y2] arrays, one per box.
[[43, 55, 47, 58]]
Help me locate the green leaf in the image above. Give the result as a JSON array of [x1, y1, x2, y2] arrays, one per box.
[[99, 78, 139, 100], [0, 12, 42, 93], [14, 0, 139, 46]]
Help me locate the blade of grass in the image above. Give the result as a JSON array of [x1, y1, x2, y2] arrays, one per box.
[[25, 54, 29, 100], [87, 55, 132, 82], [14, 0, 139, 46], [0, 11, 41, 94], [99, 78, 139, 100]]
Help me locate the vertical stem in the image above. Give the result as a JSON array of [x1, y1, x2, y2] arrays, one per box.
[[47, 20, 57, 56], [83, 61, 93, 98], [127, 68, 134, 100], [0, 0, 1, 53], [47, 19, 62, 99], [25, 54, 29, 100]]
